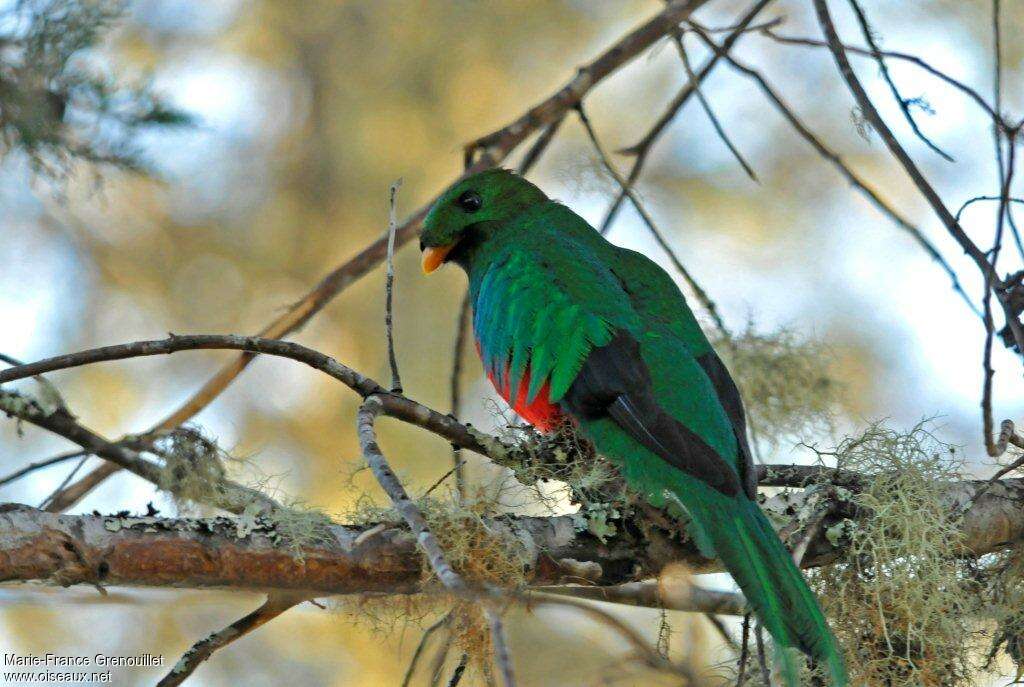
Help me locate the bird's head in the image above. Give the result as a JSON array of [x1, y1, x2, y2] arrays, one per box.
[[419, 168, 547, 273]]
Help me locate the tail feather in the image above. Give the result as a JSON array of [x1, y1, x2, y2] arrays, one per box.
[[688, 494, 847, 686]]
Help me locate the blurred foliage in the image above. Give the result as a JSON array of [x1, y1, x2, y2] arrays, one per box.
[[0, 0, 190, 176], [716, 323, 843, 449]]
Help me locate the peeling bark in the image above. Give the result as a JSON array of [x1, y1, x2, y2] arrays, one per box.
[[2, 477, 1022, 597]]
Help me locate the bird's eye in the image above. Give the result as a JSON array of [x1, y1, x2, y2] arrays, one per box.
[[456, 190, 482, 213]]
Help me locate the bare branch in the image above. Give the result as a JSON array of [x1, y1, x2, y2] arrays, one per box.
[[526, 593, 693, 679], [449, 293, 472, 499], [601, 0, 775, 234], [688, 25, 981, 318], [38, 454, 89, 509], [157, 593, 308, 687], [515, 117, 564, 177], [0, 335, 525, 474], [385, 179, 404, 394], [0, 449, 86, 489], [737, 613, 752, 686], [674, 33, 758, 181], [760, 28, 1008, 131], [358, 396, 468, 592], [533, 580, 746, 616]]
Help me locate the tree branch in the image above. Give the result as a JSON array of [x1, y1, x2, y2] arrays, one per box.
[[688, 24, 981, 319], [812, 0, 1020, 337], [3, 476, 1022, 593], [156, 592, 308, 687]]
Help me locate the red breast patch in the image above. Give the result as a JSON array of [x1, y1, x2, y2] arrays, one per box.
[[485, 364, 563, 433]]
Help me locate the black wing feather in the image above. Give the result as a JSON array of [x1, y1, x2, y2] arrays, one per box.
[[696, 352, 757, 498], [563, 331, 742, 497]]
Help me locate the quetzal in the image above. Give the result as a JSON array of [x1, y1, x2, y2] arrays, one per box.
[[419, 168, 846, 685]]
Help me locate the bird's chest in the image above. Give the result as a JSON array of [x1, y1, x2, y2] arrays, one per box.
[[474, 340, 564, 432]]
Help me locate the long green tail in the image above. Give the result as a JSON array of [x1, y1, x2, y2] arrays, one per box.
[[686, 493, 847, 686]]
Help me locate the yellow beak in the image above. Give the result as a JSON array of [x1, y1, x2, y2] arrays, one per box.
[[421, 244, 454, 274]]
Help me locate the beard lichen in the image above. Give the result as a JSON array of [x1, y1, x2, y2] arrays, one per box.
[[713, 323, 841, 448], [336, 483, 534, 685], [154, 426, 231, 508], [489, 418, 631, 541], [808, 421, 978, 686]]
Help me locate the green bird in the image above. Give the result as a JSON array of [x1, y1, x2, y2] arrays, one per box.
[[419, 168, 846, 685]]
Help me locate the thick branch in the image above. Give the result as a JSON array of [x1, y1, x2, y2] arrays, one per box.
[[3, 476, 1022, 594]]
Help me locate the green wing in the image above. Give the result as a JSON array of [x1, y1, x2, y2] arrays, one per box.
[[470, 203, 743, 492], [608, 245, 757, 496], [470, 207, 637, 403]]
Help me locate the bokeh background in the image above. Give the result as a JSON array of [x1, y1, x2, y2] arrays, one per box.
[[1, 0, 1023, 684]]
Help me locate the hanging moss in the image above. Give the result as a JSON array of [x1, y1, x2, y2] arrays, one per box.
[[155, 427, 230, 508], [492, 419, 631, 541], [809, 422, 978, 686], [714, 324, 841, 447]]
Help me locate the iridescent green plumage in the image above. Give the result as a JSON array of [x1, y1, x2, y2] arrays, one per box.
[[421, 169, 846, 685]]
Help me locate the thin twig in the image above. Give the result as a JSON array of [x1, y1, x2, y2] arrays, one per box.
[[528, 593, 691, 678], [449, 293, 472, 499], [576, 103, 730, 336], [486, 610, 515, 687], [532, 580, 746, 616], [403, 614, 452, 687], [601, 0, 774, 234], [689, 24, 981, 318], [516, 117, 564, 176], [988, 0, 1024, 259], [706, 612, 739, 650], [955, 196, 1024, 221], [0, 449, 86, 489], [737, 613, 752, 686], [429, 630, 456, 687], [674, 32, 758, 181], [0, 352, 68, 413], [424, 460, 467, 498], [755, 622, 772, 686], [38, 454, 88, 510], [845, 0, 954, 161], [447, 653, 469, 687], [760, 28, 1008, 131], [700, 16, 782, 34], [156, 592, 307, 687], [386, 178, 404, 394]]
